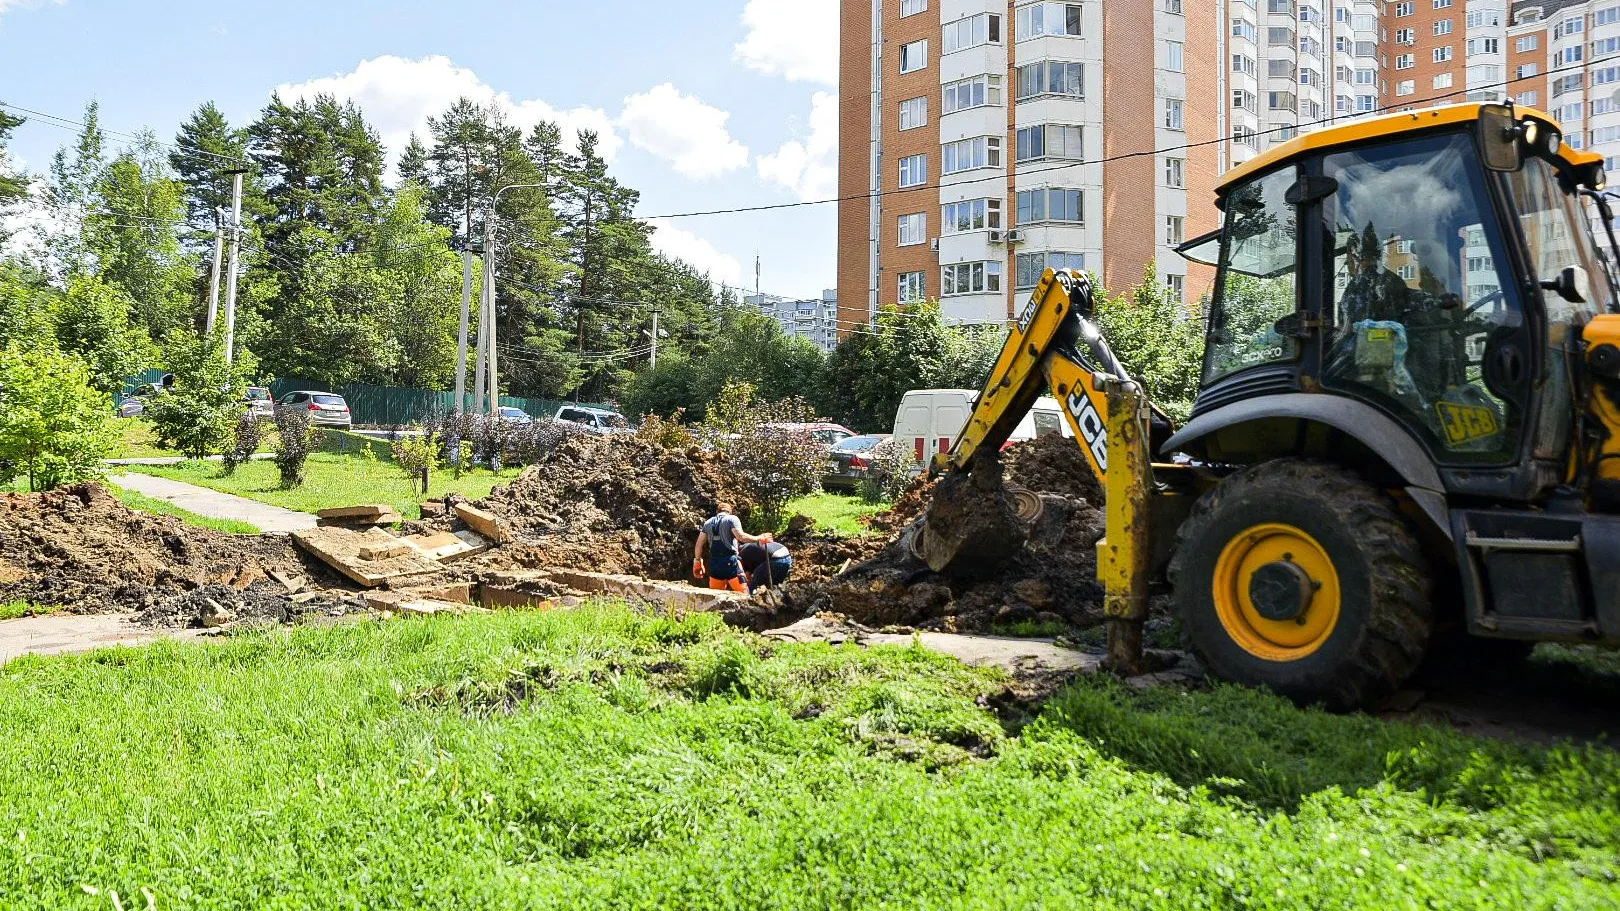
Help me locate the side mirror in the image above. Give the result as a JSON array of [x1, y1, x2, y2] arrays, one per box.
[[1478, 104, 1524, 173], [1541, 265, 1591, 305]]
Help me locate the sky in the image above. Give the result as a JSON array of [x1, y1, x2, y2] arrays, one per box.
[[0, 0, 838, 299]]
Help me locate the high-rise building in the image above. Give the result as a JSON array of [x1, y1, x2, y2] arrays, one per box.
[[746, 290, 841, 352], [834, 0, 1619, 336]]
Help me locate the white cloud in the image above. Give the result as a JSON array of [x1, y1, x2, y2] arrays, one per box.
[[649, 219, 744, 286], [733, 0, 838, 85], [619, 83, 748, 181], [757, 91, 837, 202], [0, 0, 65, 19], [275, 55, 620, 173]]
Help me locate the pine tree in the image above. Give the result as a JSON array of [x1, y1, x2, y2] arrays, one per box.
[[0, 109, 28, 215], [169, 102, 255, 242], [85, 151, 195, 339], [43, 101, 107, 275], [397, 133, 430, 189]]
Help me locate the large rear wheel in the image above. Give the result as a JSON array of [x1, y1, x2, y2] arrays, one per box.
[[1169, 460, 1433, 710]]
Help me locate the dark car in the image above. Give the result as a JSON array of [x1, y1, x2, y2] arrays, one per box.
[[823, 434, 891, 493]]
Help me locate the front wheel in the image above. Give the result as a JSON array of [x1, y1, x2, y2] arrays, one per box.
[[1169, 460, 1433, 710]]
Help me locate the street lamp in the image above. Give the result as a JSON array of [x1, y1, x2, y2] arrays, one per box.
[[473, 182, 547, 417]]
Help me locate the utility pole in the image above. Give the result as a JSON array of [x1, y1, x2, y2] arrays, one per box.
[[472, 264, 487, 418], [454, 210, 473, 414], [221, 170, 246, 364], [205, 206, 225, 337], [483, 204, 498, 417], [649, 310, 659, 368]]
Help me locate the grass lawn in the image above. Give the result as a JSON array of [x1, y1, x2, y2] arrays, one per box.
[[0, 605, 1613, 909], [109, 417, 280, 461], [783, 491, 886, 537], [108, 485, 261, 535], [125, 452, 519, 519]]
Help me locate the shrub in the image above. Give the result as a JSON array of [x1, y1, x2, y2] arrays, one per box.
[[507, 418, 579, 466], [391, 434, 439, 495], [707, 385, 828, 532], [0, 347, 116, 492], [859, 437, 920, 504], [636, 409, 695, 450], [221, 412, 262, 476], [273, 405, 320, 488], [143, 332, 247, 460]]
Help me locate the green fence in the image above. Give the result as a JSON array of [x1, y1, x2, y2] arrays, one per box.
[[266, 379, 612, 428]]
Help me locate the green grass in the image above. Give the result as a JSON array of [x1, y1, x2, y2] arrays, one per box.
[[108, 485, 261, 535], [0, 605, 1614, 909], [109, 417, 280, 461], [782, 492, 886, 537], [0, 602, 61, 621], [125, 452, 518, 519]]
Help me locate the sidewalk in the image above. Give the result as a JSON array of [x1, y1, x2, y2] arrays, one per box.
[[111, 473, 318, 533], [0, 614, 202, 664]]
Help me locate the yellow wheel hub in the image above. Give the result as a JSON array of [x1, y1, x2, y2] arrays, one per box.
[[1212, 523, 1342, 662]]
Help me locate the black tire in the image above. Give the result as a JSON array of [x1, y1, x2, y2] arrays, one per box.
[[1169, 459, 1433, 710]]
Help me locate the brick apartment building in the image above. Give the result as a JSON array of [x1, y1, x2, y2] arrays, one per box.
[[834, 0, 1620, 333]]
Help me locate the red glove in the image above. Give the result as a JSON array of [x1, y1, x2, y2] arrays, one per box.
[[692, 558, 706, 578]]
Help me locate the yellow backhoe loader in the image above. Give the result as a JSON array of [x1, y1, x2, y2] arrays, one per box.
[[921, 103, 1620, 709]]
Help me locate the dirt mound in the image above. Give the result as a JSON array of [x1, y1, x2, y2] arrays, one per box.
[[861, 476, 937, 536], [776, 515, 887, 584], [0, 483, 332, 615], [1003, 433, 1103, 504], [464, 434, 738, 580], [793, 493, 1106, 631]]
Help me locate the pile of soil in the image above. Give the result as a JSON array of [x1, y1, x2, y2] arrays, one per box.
[[797, 438, 1111, 632], [775, 515, 887, 584], [457, 434, 739, 580], [0, 483, 332, 618]]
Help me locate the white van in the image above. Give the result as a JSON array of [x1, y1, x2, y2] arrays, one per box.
[[892, 389, 1072, 463]]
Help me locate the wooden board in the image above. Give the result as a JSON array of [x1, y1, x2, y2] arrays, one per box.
[[454, 504, 511, 544], [291, 526, 444, 588], [316, 504, 397, 520]]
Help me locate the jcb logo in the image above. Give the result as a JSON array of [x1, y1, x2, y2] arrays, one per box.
[[1066, 389, 1108, 472]]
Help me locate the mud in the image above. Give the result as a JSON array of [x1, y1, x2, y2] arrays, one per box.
[[0, 484, 336, 616], [1004, 433, 1103, 504], [137, 583, 359, 629]]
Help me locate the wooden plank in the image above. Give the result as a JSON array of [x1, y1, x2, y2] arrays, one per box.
[[316, 504, 396, 520], [454, 504, 511, 544], [291, 526, 443, 588], [318, 512, 403, 528], [358, 542, 413, 561]]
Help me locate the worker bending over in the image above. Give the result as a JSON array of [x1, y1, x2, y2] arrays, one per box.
[[693, 503, 773, 592], [740, 540, 793, 592]]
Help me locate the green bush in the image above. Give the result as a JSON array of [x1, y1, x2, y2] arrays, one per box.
[[706, 385, 828, 531], [0, 347, 116, 491], [143, 332, 247, 460], [220, 412, 262, 476], [859, 437, 919, 504], [390, 434, 440, 495], [273, 405, 320, 488]]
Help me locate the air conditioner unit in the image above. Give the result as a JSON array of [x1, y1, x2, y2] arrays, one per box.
[[1006, 229, 1026, 245], [929, 238, 940, 252], [988, 230, 1006, 244]]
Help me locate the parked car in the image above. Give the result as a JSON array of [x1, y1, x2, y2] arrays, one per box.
[[276, 390, 352, 430], [244, 386, 275, 421], [496, 406, 534, 425], [823, 434, 892, 492], [892, 389, 1070, 463], [765, 422, 856, 449], [116, 381, 168, 418], [554, 405, 632, 434]]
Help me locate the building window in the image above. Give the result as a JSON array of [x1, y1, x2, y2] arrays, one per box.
[[1433, 0, 1451, 8], [1357, 95, 1377, 112], [900, 39, 928, 74], [1166, 41, 1184, 72], [1594, 66, 1620, 86], [1017, 187, 1084, 224], [1163, 0, 1183, 14], [1397, 79, 1415, 96], [1015, 3, 1082, 40], [898, 213, 927, 247], [1395, 54, 1414, 69], [942, 198, 1001, 233], [943, 13, 1001, 53], [1555, 46, 1586, 66], [942, 136, 1002, 174], [900, 0, 927, 17], [898, 271, 927, 304], [942, 74, 1002, 113], [1433, 19, 1452, 36], [1564, 102, 1585, 122], [1433, 46, 1453, 62], [1165, 273, 1185, 303], [1557, 16, 1585, 38], [1268, 91, 1297, 111], [1594, 36, 1620, 57], [1233, 54, 1256, 76], [1555, 74, 1584, 96], [899, 97, 928, 131], [942, 261, 1002, 296], [898, 154, 927, 188], [1016, 124, 1084, 161], [1165, 99, 1184, 130], [1516, 35, 1539, 52], [1233, 18, 1257, 42], [1433, 72, 1453, 89], [1016, 61, 1084, 100], [1598, 6, 1620, 26], [1396, 27, 1414, 44], [1356, 68, 1376, 85], [1016, 251, 1086, 289], [1466, 37, 1498, 55], [1595, 96, 1620, 114], [1517, 90, 1539, 107], [1164, 215, 1184, 246], [1395, 1, 1413, 15], [1268, 58, 1294, 77], [1516, 63, 1539, 80], [1165, 157, 1185, 188]]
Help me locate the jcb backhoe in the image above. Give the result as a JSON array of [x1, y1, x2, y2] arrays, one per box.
[[923, 103, 1620, 709]]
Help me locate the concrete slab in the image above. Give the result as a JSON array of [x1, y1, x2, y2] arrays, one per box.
[[111, 473, 318, 533], [479, 569, 749, 613], [764, 617, 1104, 676], [0, 614, 202, 664]]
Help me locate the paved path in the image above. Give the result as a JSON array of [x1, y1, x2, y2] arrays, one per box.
[[0, 614, 201, 664], [111, 473, 318, 534], [765, 616, 1104, 676]]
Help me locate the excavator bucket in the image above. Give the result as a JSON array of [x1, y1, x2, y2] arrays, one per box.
[[911, 448, 1042, 578]]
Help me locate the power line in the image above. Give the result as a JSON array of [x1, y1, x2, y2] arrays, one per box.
[[0, 100, 249, 172], [643, 63, 1587, 222]]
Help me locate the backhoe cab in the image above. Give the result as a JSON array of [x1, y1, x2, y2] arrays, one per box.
[[923, 103, 1620, 709]]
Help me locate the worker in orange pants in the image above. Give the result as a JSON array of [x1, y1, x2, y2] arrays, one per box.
[[693, 503, 772, 592]]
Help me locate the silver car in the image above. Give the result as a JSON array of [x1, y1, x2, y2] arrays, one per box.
[[554, 405, 632, 435], [244, 386, 275, 421], [276, 390, 352, 430]]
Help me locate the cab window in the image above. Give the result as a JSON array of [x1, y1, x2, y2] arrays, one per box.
[[1320, 131, 1523, 465], [1204, 167, 1300, 383]]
